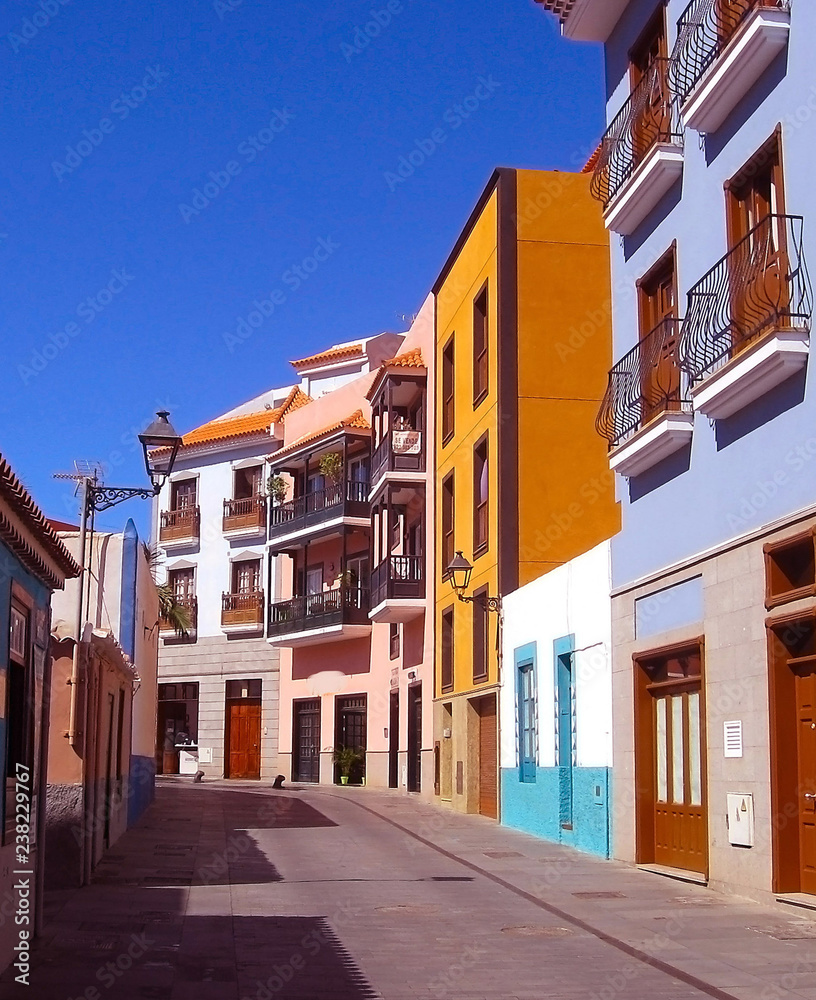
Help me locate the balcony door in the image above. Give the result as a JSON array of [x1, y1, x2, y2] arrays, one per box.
[[234, 465, 263, 499], [629, 8, 669, 165], [638, 250, 679, 424], [715, 0, 748, 47], [171, 478, 196, 511], [727, 137, 789, 349], [293, 700, 321, 783], [169, 567, 195, 600], [233, 559, 261, 594]]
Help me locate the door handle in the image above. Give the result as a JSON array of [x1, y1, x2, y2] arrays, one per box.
[[805, 793, 816, 801]]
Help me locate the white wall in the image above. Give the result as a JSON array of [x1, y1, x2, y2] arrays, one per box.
[[500, 541, 613, 770]]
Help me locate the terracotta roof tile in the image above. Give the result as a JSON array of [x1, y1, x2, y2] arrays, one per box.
[[290, 343, 364, 370], [176, 387, 312, 451], [582, 143, 601, 174], [272, 410, 370, 463], [365, 348, 426, 400]]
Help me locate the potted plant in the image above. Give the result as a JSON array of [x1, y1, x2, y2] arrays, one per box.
[[318, 452, 343, 486], [333, 746, 364, 785], [267, 474, 288, 505]]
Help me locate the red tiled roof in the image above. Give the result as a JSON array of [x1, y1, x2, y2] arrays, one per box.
[[582, 143, 601, 174], [533, 0, 576, 25], [365, 348, 426, 401], [290, 343, 364, 370], [0, 456, 80, 587], [175, 387, 312, 451], [272, 410, 371, 463]]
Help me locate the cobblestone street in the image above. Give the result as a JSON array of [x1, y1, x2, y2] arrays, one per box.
[[4, 778, 816, 999]]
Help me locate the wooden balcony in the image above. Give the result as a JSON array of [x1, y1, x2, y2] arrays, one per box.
[[680, 214, 812, 419], [670, 0, 791, 133], [159, 597, 197, 637], [267, 585, 371, 646], [591, 58, 684, 235], [371, 429, 425, 484], [223, 495, 267, 536], [268, 480, 369, 548], [221, 591, 264, 632], [159, 506, 200, 546], [370, 556, 425, 623]]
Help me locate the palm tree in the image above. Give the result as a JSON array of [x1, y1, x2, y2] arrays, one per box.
[[157, 584, 192, 635]]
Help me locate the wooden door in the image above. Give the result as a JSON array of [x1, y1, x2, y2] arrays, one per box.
[[715, 0, 747, 47], [639, 252, 679, 421], [477, 695, 498, 819], [651, 682, 706, 873], [630, 9, 669, 165], [336, 696, 367, 784], [293, 700, 321, 783], [795, 664, 816, 894], [727, 139, 789, 350], [389, 691, 399, 788], [407, 685, 422, 793], [226, 700, 261, 779]]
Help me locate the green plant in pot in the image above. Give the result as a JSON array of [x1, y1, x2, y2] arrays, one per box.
[[318, 451, 343, 486], [333, 745, 364, 785], [267, 474, 288, 505]]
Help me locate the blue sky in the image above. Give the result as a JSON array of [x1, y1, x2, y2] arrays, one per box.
[[2, 0, 603, 537]]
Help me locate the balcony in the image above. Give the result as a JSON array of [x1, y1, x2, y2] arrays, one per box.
[[670, 0, 791, 134], [267, 585, 371, 647], [221, 591, 264, 634], [369, 555, 425, 623], [371, 429, 425, 487], [680, 215, 812, 420], [223, 495, 267, 538], [597, 318, 694, 477], [267, 480, 369, 549], [159, 597, 197, 638], [159, 506, 200, 548], [591, 58, 684, 236]]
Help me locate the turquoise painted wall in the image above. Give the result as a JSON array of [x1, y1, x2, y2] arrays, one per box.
[[501, 766, 611, 858]]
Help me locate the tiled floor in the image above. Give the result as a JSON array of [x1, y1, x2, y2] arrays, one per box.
[[2, 778, 815, 999]]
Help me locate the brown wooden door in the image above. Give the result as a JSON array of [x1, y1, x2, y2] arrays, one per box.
[[227, 700, 261, 779], [477, 695, 498, 819], [639, 252, 679, 422], [795, 665, 816, 894], [630, 10, 668, 165], [727, 139, 789, 350], [293, 700, 321, 783], [715, 0, 746, 47]]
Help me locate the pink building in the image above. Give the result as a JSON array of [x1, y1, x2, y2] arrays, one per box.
[[270, 297, 436, 795]]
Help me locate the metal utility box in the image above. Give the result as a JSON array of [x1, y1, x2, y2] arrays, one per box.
[[726, 793, 754, 847]]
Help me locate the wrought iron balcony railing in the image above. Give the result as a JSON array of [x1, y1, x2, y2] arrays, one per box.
[[371, 555, 424, 607], [679, 214, 812, 385], [159, 505, 200, 543], [591, 58, 683, 210], [268, 480, 369, 539], [267, 584, 370, 638], [669, 0, 789, 108], [223, 494, 267, 533], [221, 590, 264, 628], [597, 318, 691, 450], [371, 428, 425, 483]]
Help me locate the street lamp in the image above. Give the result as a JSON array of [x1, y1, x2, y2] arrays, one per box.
[[447, 551, 501, 613]]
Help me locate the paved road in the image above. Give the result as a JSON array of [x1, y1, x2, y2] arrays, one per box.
[[3, 779, 816, 999]]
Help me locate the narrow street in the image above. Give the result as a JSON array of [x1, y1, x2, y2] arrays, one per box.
[[5, 778, 816, 1000]]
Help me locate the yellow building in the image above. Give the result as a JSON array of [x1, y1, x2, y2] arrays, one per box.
[[432, 167, 619, 818]]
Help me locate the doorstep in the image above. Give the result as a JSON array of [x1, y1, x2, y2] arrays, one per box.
[[776, 892, 816, 913], [637, 863, 707, 886]]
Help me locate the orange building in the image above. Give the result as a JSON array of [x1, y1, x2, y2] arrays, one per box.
[[433, 167, 619, 818]]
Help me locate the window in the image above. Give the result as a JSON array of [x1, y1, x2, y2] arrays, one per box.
[[472, 587, 489, 683], [225, 679, 262, 699], [727, 134, 785, 246], [441, 607, 454, 693], [234, 465, 263, 499], [442, 336, 455, 444], [389, 623, 400, 660], [629, 4, 667, 87], [232, 559, 261, 594], [168, 567, 195, 599], [171, 478, 197, 511], [442, 473, 455, 579], [473, 286, 488, 406], [473, 435, 489, 557], [765, 530, 816, 609], [518, 660, 536, 783], [628, 5, 670, 164], [305, 565, 323, 595]]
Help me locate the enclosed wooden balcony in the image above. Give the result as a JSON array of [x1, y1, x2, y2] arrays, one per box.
[[680, 214, 812, 420], [591, 57, 684, 235], [159, 506, 200, 547], [159, 597, 197, 637], [268, 480, 369, 548], [597, 318, 693, 478], [670, 0, 791, 134], [223, 495, 267, 537], [370, 428, 425, 484], [369, 555, 425, 623], [267, 584, 371, 646], [221, 591, 264, 633]]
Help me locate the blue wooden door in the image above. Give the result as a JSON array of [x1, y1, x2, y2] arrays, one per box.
[[557, 650, 575, 830]]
